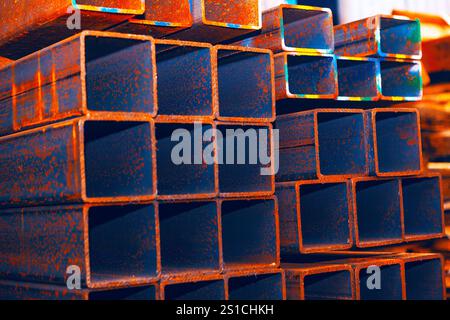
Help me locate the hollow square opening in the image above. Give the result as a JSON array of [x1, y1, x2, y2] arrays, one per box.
[[221, 199, 277, 268], [359, 264, 403, 300], [282, 7, 333, 51], [217, 124, 273, 194], [380, 61, 422, 98], [402, 177, 443, 237], [317, 112, 367, 175], [89, 285, 157, 300], [375, 111, 421, 173], [304, 270, 353, 300], [76, 0, 143, 12], [159, 202, 220, 273], [228, 273, 283, 300], [164, 280, 225, 300], [355, 180, 402, 244], [380, 18, 421, 56], [155, 123, 215, 196], [84, 36, 155, 114], [405, 259, 444, 300], [203, 0, 260, 27], [287, 55, 336, 96], [84, 121, 154, 199], [217, 49, 273, 119], [156, 45, 213, 116], [299, 183, 351, 250], [88, 204, 158, 285], [337, 59, 379, 98], [144, 0, 192, 25]]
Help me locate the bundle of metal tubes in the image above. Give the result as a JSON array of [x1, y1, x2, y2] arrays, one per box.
[[0, 1, 446, 300]]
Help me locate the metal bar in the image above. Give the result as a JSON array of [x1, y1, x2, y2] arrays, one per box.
[[334, 15, 421, 59], [109, 0, 193, 38], [219, 197, 279, 271], [0, 203, 159, 288], [153, 40, 214, 119], [160, 274, 226, 300], [422, 35, 450, 74], [366, 108, 423, 177], [350, 177, 404, 248], [401, 174, 445, 241], [225, 269, 285, 300], [154, 119, 217, 199], [276, 109, 368, 181], [336, 57, 381, 101], [166, 0, 261, 44], [215, 122, 275, 197], [0, 281, 159, 300], [158, 200, 221, 276], [379, 59, 422, 101], [422, 130, 450, 163], [234, 4, 334, 54], [274, 52, 338, 102], [276, 180, 353, 254], [213, 45, 275, 122], [0, 1, 144, 59], [0, 56, 13, 68], [0, 116, 156, 207], [283, 263, 354, 300], [0, 31, 157, 136]]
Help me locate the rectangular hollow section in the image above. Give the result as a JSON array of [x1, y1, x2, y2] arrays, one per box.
[[89, 285, 157, 300], [286, 54, 337, 97], [217, 49, 273, 120], [83, 121, 154, 199], [84, 36, 155, 114], [354, 179, 402, 245], [358, 264, 403, 300], [281, 7, 333, 52], [379, 61, 422, 99], [156, 44, 213, 116], [216, 124, 274, 195], [155, 122, 215, 197], [317, 112, 367, 176], [404, 259, 444, 300], [143, 0, 192, 25], [303, 270, 353, 300], [379, 18, 421, 57], [227, 273, 284, 300], [402, 177, 443, 238], [158, 201, 220, 274], [203, 0, 260, 27], [374, 111, 421, 174], [221, 199, 278, 269], [337, 59, 379, 99], [298, 183, 351, 251], [163, 279, 225, 300], [88, 204, 158, 286]]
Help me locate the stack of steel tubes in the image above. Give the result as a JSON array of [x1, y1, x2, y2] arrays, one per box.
[[0, 1, 446, 300]]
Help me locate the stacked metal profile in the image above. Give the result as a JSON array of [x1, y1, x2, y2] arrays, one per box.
[[232, 4, 446, 300]]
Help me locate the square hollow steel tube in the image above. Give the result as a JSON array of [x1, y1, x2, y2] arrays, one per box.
[[276, 109, 369, 181], [276, 180, 353, 254], [234, 4, 334, 54], [366, 108, 423, 177], [160, 275, 226, 300], [283, 264, 354, 300], [0, 1, 144, 59], [274, 52, 338, 101], [0, 281, 159, 300], [0, 203, 159, 289], [401, 174, 445, 241], [215, 122, 275, 197], [165, 0, 261, 44], [0, 31, 157, 136], [379, 59, 423, 101], [0, 116, 156, 207], [219, 197, 279, 271], [350, 177, 404, 248], [225, 269, 285, 300], [336, 57, 381, 101], [334, 15, 421, 59]]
